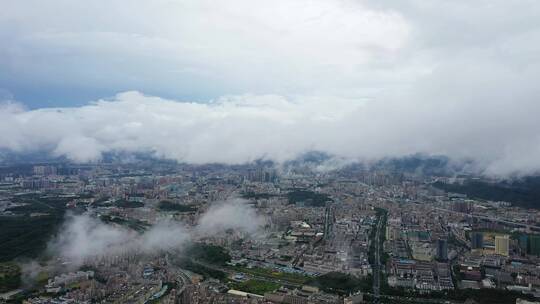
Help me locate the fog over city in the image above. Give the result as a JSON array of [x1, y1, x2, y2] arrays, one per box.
[[2, 1, 540, 177], [46, 199, 265, 266]]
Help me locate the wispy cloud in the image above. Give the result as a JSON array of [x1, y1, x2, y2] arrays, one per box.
[[47, 199, 265, 265]]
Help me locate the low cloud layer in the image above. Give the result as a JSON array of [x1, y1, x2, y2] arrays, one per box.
[[48, 214, 191, 265], [1, 89, 539, 177], [48, 199, 265, 265]]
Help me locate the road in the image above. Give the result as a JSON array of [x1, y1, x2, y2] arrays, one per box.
[[165, 253, 192, 294], [363, 292, 461, 304], [434, 207, 536, 230], [372, 212, 383, 303], [184, 259, 305, 288], [168, 251, 462, 304]]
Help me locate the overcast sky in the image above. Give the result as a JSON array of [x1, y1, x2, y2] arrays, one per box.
[[1, 0, 540, 176]]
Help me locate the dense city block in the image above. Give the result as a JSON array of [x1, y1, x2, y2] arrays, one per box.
[[0, 162, 539, 304]]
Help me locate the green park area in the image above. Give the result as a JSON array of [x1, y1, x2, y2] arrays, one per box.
[[228, 279, 280, 295], [287, 190, 333, 207], [0, 194, 69, 262], [0, 263, 21, 292], [231, 266, 310, 285], [157, 200, 197, 212], [306, 272, 372, 295]]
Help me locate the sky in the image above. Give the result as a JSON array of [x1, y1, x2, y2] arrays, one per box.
[[1, 0, 540, 176]]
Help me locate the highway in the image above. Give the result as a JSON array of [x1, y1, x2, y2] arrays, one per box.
[[372, 212, 383, 304], [434, 207, 538, 231], [165, 253, 192, 294]]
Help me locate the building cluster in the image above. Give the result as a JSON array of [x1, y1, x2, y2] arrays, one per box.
[[1, 162, 540, 303]]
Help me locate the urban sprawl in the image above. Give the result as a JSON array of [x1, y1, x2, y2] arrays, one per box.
[[1, 162, 540, 304]]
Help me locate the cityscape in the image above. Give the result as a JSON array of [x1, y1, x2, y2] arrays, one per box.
[[1, 160, 540, 303], [2, 1, 540, 303]]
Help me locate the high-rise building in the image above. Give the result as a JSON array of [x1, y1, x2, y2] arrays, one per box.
[[471, 232, 484, 249], [518, 234, 529, 253], [530, 235, 540, 256], [33, 165, 57, 176], [451, 200, 471, 213], [386, 226, 392, 241], [495, 235, 510, 256], [437, 238, 448, 261], [386, 226, 400, 241]]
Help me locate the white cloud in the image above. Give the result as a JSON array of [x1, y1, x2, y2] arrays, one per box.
[[0, 91, 363, 164], [48, 199, 266, 265], [0, 0, 410, 98], [197, 199, 267, 235], [50, 214, 135, 263], [1, 89, 540, 176]]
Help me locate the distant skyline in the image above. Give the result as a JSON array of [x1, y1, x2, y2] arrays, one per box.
[[1, 1, 540, 177]]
